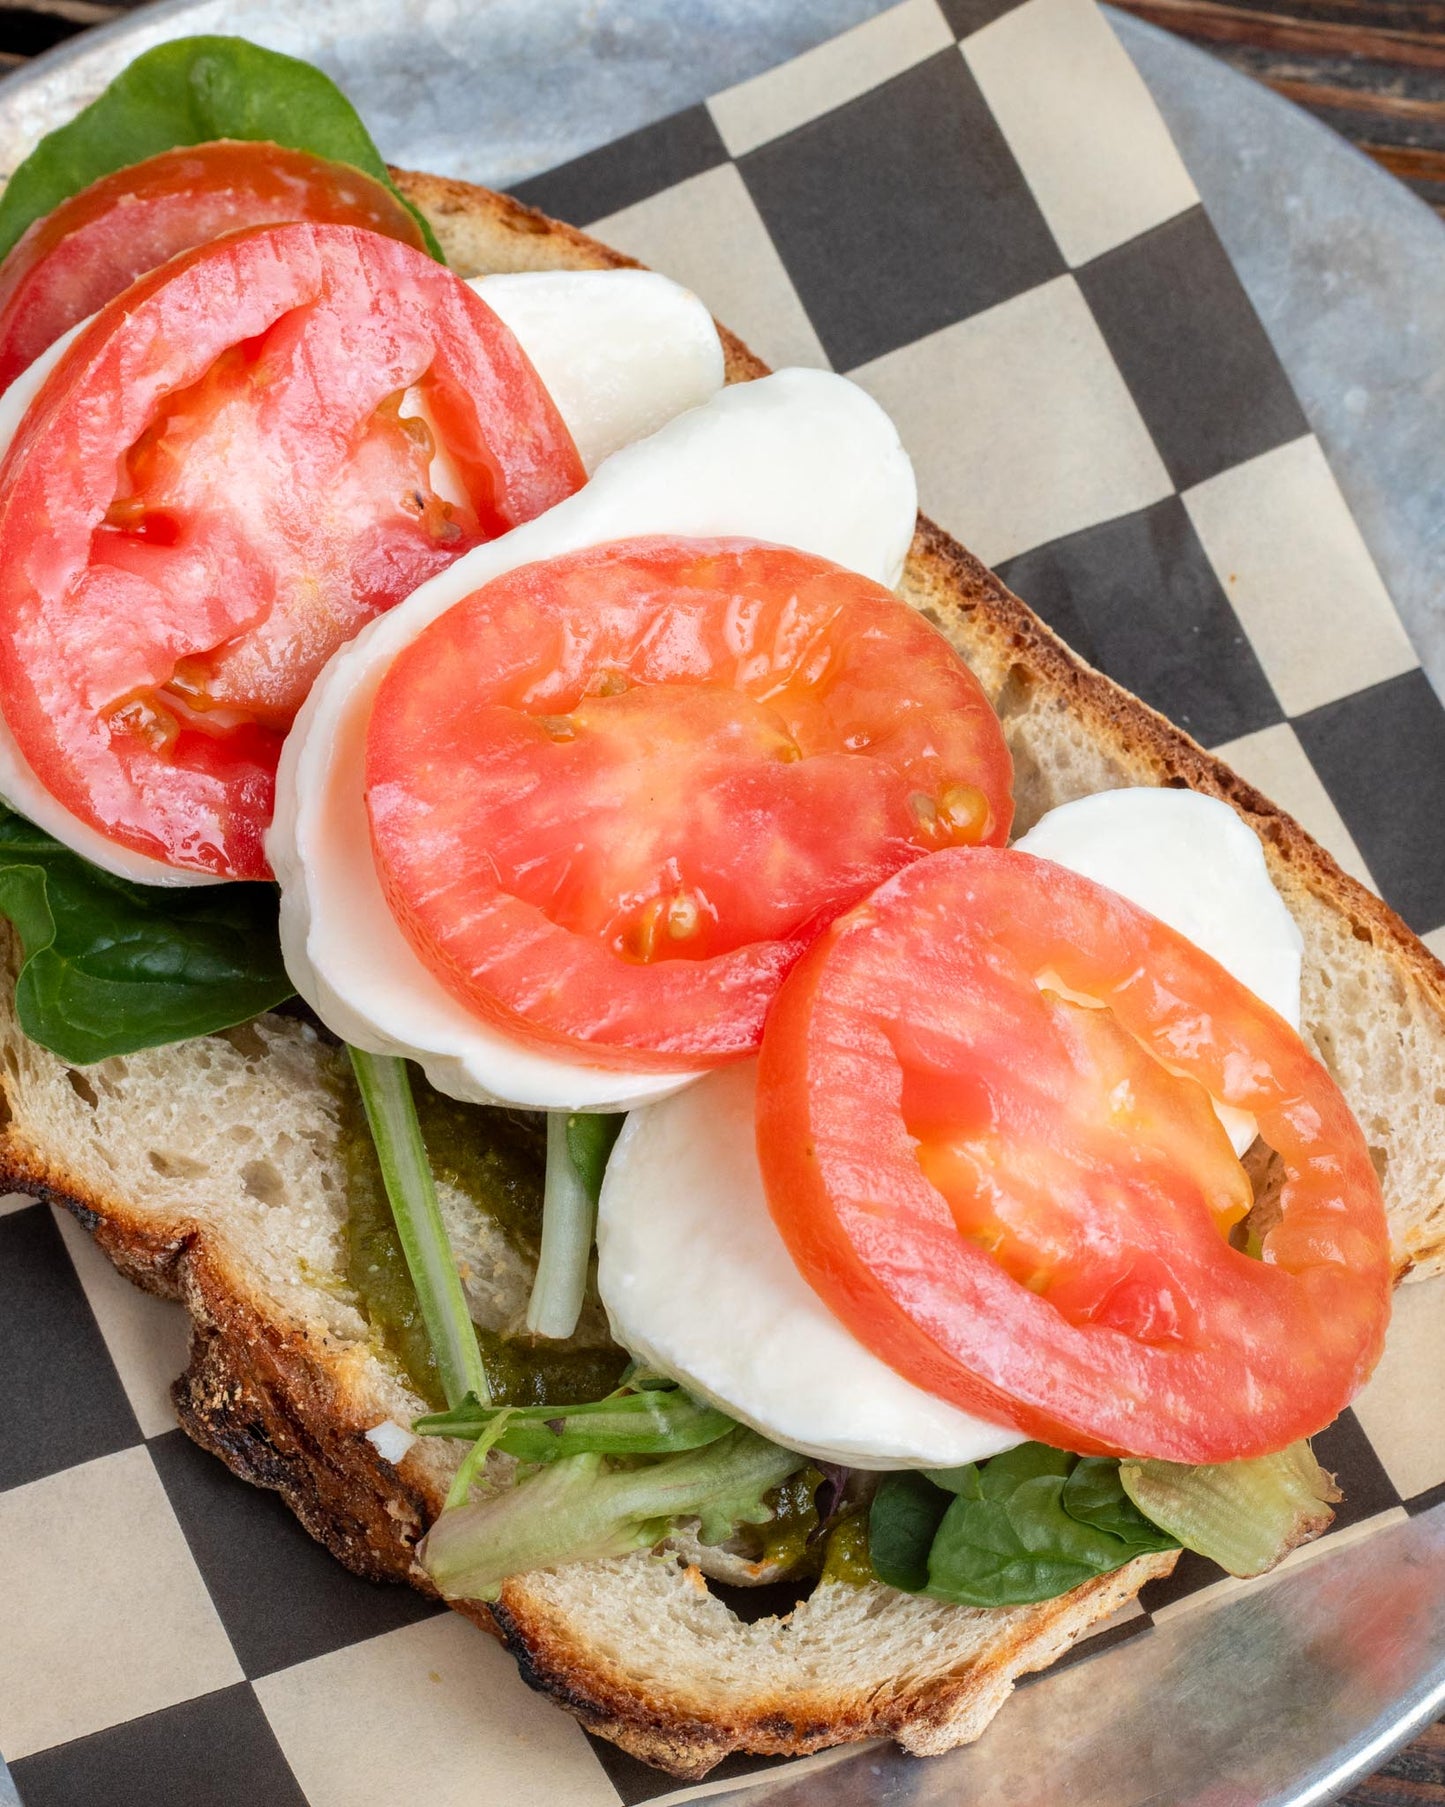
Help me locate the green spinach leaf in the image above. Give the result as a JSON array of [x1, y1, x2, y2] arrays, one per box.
[[1061, 1456, 1180, 1554], [0, 804, 293, 1063], [925, 1442, 1074, 1499], [921, 1445, 1179, 1608], [868, 1469, 951, 1593], [0, 35, 443, 263], [925, 1474, 1132, 1608]]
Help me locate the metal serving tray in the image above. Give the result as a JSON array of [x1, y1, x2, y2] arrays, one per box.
[[0, 6, 1440, 1803]]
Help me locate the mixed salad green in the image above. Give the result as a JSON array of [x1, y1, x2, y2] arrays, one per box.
[[0, 801, 291, 1062]]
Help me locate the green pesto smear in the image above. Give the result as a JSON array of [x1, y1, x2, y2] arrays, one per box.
[[752, 1472, 871, 1588], [820, 1512, 873, 1587], [339, 1066, 627, 1411], [758, 1468, 823, 1573], [751, 1474, 874, 1590], [475, 1327, 628, 1410]]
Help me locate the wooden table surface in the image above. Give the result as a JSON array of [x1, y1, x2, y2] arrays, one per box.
[[1111, 0, 1445, 220], [0, 0, 1440, 1801]]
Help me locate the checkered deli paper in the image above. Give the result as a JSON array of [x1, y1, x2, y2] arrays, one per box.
[[3, 1, 1445, 1803]]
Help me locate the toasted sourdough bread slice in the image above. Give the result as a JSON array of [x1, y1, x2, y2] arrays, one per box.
[[0, 169, 1440, 1781]]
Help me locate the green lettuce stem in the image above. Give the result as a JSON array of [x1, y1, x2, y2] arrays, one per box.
[[347, 1047, 489, 1410], [1119, 1441, 1338, 1578], [414, 1386, 734, 1461], [444, 1410, 517, 1512], [420, 1427, 802, 1601], [526, 1113, 595, 1339]]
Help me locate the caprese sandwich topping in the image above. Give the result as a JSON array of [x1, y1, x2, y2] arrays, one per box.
[[0, 221, 589, 881], [269, 358, 1386, 1597], [0, 35, 1395, 1618], [364, 534, 1011, 1065]]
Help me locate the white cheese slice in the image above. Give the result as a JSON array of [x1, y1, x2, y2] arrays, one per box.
[[0, 269, 724, 885], [601, 789, 1303, 1467], [1015, 787, 1304, 1154], [270, 368, 919, 1110], [472, 270, 723, 475], [598, 1060, 1023, 1470]]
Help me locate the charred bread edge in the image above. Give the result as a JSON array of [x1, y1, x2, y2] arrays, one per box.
[[0, 1111, 1177, 1776]]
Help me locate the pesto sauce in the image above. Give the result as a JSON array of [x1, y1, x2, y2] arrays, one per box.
[[755, 1479, 874, 1588], [758, 1467, 824, 1575], [475, 1326, 629, 1407], [339, 1066, 624, 1411], [820, 1511, 872, 1588], [411, 1085, 546, 1255]]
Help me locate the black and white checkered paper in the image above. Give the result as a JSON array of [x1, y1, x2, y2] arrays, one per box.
[[3, 2, 1443, 1802]]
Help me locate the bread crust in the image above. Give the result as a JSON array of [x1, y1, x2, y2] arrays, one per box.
[[0, 165, 1439, 1781], [0, 1091, 1174, 1779], [481, 1549, 1176, 1772], [0, 1128, 441, 1585]]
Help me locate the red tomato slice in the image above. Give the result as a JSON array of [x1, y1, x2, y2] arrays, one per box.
[[0, 221, 584, 879], [365, 537, 1014, 1066], [756, 846, 1392, 1462], [0, 140, 428, 392]]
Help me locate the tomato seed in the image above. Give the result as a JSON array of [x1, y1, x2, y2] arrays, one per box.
[[940, 784, 990, 841], [666, 892, 701, 940]]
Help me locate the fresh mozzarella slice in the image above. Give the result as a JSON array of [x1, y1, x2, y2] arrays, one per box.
[[472, 271, 723, 474], [602, 791, 1303, 1465], [0, 270, 724, 887], [403, 270, 723, 507], [271, 368, 919, 1111], [1015, 788, 1304, 1155], [598, 1061, 1022, 1469]]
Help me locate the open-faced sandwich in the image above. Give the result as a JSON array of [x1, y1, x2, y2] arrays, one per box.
[[0, 36, 1441, 1781]]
